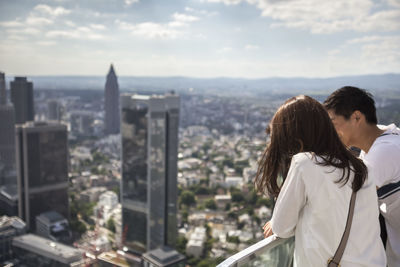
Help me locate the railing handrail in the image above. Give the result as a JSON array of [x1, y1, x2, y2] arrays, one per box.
[[217, 235, 291, 267]]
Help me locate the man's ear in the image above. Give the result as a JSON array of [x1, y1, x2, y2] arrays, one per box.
[[351, 110, 364, 123]]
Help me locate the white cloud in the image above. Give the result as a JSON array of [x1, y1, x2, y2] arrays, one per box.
[[46, 27, 105, 40], [184, 6, 218, 16], [388, 0, 400, 7], [125, 22, 181, 39], [36, 41, 57, 46], [6, 27, 41, 35], [327, 35, 400, 73], [116, 12, 199, 39], [218, 47, 233, 53], [245, 44, 260, 50], [26, 16, 53, 26], [207, 0, 400, 34], [0, 20, 24, 27], [125, 0, 139, 6], [33, 4, 71, 17], [65, 21, 76, 27], [90, 24, 106, 30], [328, 49, 341, 56], [206, 0, 243, 5], [172, 13, 199, 23]]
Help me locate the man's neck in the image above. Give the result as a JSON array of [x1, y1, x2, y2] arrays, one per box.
[[356, 124, 385, 153]]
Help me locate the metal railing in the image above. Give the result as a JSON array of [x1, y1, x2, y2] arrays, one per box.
[[217, 235, 294, 267]]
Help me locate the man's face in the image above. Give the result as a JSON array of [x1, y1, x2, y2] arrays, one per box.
[[327, 110, 356, 147]]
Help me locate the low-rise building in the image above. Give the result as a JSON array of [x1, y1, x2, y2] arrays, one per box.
[[186, 227, 206, 258], [214, 195, 231, 209], [80, 186, 107, 203], [142, 246, 185, 267], [0, 216, 26, 262], [12, 234, 83, 266], [36, 211, 72, 244]]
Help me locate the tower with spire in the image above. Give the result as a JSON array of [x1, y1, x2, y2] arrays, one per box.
[[104, 64, 120, 135]]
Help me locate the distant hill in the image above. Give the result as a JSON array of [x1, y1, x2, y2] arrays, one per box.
[[6, 73, 400, 96]]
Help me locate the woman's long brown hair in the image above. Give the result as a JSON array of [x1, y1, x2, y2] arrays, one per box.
[[255, 95, 367, 198]]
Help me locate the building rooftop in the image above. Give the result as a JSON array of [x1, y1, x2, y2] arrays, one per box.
[[36, 211, 65, 223], [142, 246, 185, 267], [0, 216, 26, 231], [0, 185, 18, 201], [97, 251, 131, 267], [12, 234, 82, 264]]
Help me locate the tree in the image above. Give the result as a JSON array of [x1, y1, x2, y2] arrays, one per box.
[[176, 236, 187, 254], [106, 218, 116, 233], [179, 190, 196, 207], [70, 219, 87, 236], [231, 192, 244, 203], [256, 197, 273, 208], [205, 199, 217, 210]]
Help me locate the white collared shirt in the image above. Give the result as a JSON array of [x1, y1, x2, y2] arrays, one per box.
[[271, 152, 386, 267]]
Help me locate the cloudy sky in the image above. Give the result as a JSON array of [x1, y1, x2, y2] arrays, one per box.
[[0, 0, 399, 78]]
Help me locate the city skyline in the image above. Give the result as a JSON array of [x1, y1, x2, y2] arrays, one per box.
[[0, 0, 399, 78]]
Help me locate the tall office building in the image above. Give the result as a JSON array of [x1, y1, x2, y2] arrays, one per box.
[[0, 72, 17, 184], [0, 72, 18, 216], [47, 100, 61, 121], [121, 93, 180, 254], [16, 121, 69, 230], [104, 64, 120, 135], [10, 77, 34, 124]]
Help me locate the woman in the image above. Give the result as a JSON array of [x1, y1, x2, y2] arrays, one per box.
[[256, 95, 386, 266]]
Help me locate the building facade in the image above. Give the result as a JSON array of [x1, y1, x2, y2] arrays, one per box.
[[47, 100, 61, 121], [35, 211, 72, 244], [0, 72, 17, 186], [0, 72, 18, 216], [104, 64, 120, 135], [0, 216, 26, 262], [10, 76, 34, 124], [16, 121, 69, 230], [121, 93, 179, 254]]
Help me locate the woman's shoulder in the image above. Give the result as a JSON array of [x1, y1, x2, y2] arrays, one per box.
[[292, 152, 324, 171], [292, 152, 315, 164]]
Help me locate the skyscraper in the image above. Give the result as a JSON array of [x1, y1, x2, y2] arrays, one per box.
[[47, 100, 61, 121], [0, 72, 16, 186], [10, 77, 34, 124], [121, 93, 180, 254], [104, 64, 120, 135], [0, 72, 18, 216], [16, 121, 69, 230]]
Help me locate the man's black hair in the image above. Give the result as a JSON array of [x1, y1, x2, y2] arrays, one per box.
[[324, 86, 377, 124]]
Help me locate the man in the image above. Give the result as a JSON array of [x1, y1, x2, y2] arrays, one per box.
[[324, 86, 400, 267]]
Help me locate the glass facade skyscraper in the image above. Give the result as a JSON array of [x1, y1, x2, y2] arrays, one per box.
[[0, 72, 18, 216], [10, 77, 34, 124], [121, 93, 179, 254], [16, 122, 69, 230]]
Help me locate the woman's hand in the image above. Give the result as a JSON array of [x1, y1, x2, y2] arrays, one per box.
[[263, 221, 274, 238]]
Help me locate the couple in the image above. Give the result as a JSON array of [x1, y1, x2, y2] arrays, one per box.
[[257, 87, 400, 267]]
